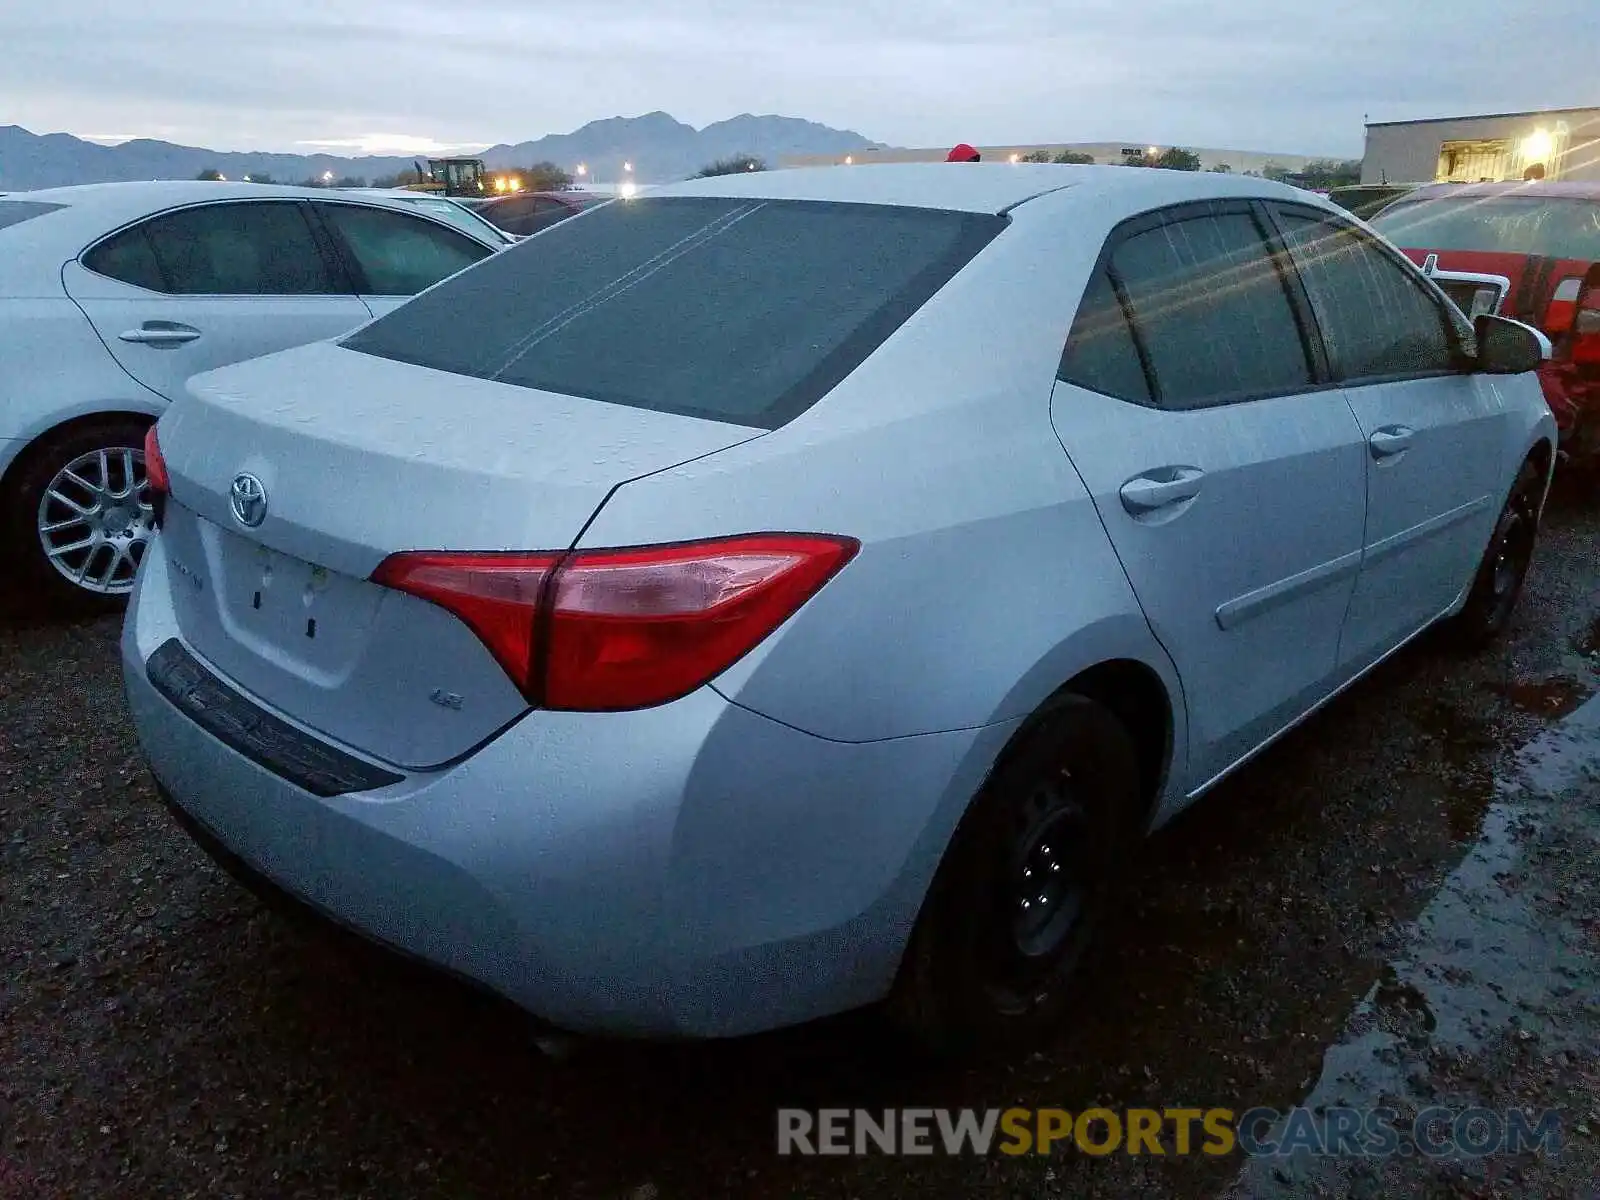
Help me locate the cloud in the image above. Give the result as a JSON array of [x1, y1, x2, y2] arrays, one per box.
[[1, 0, 1593, 156]]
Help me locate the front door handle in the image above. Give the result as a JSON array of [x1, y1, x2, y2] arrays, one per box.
[[1119, 467, 1205, 514], [118, 321, 201, 346], [1369, 425, 1415, 459]]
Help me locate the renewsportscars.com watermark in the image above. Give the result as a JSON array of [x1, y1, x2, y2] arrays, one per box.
[[777, 1106, 1566, 1158]]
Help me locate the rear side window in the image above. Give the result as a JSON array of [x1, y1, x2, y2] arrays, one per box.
[[89, 202, 342, 295], [84, 226, 165, 291], [0, 200, 67, 230], [1058, 268, 1152, 405], [342, 196, 1006, 428], [315, 203, 491, 295], [1105, 211, 1313, 410], [1274, 209, 1458, 382]]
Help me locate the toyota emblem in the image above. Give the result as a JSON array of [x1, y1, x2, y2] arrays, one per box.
[[229, 472, 268, 528]]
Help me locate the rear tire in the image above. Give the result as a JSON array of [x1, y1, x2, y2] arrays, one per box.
[[886, 694, 1141, 1057], [1447, 458, 1543, 651], [2, 417, 155, 615]]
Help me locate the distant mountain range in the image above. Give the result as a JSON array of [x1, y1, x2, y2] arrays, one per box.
[[0, 112, 883, 190]]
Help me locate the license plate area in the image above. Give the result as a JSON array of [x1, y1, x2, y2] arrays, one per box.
[[208, 523, 384, 679]]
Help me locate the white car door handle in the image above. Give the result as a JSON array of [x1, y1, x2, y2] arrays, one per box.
[[1119, 467, 1205, 514], [119, 323, 201, 346], [1369, 426, 1415, 458]]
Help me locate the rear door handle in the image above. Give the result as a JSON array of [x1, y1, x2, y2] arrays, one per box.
[[118, 322, 201, 346], [1369, 425, 1415, 459], [1119, 467, 1205, 514]]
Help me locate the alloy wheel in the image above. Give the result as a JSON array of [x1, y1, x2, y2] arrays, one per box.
[[36, 446, 154, 595]]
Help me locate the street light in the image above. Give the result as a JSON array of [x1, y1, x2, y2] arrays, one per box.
[[575, 163, 588, 178], [322, 170, 334, 184], [1009, 152, 1020, 163], [622, 161, 633, 173]]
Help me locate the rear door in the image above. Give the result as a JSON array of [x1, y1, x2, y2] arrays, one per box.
[[1049, 200, 1368, 786], [310, 201, 494, 317], [63, 199, 370, 403], [1268, 203, 1508, 671]]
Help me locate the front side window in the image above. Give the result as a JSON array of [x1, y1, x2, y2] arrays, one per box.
[[316, 203, 491, 296], [92, 202, 342, 296], [1105, 210, 1314, 410], [1275, 208, 1458, 382], [341, 196, 1005, 428]]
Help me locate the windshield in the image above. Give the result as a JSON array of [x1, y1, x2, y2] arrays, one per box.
[[395, 195, 509, 244], [1372, 195, 1600, 262], [342, 196, 1005, 429]]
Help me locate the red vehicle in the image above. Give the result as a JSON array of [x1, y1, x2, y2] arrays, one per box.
[[1370, 182, 1600, 470]]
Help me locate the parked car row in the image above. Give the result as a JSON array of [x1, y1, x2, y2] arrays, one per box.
[[100, 163, 1558, 1050]]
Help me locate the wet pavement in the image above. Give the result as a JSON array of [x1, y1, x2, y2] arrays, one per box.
[[1, 492, 1598, 1199]]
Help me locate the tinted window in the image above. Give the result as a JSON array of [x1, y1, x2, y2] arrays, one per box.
[[480, 195, 573, 237], [136, 202, 340, 295], [342, 196, 1005, 429], [317, 203, 490, 295], [0, 200, 67, 230], [1371, 195, 1600, 262], [1109, 211, 1313, 410], [1275, 210, 1457, 381], [1058, 268, 1152, 404], [84, 226, 165, 291]]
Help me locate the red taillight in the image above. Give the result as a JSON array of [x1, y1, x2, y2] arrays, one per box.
[[1574, 265, 1600, 367], [370, 534, 858, 710], [1544, 276, 1583, 336], [370, 552, 559, 696], [143, 423, 170, 497]]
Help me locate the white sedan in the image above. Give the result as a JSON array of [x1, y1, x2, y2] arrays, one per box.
[[0, 181, 506, 609]]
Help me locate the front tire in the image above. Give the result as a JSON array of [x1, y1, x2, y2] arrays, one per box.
[[1448, 457, 1544, 651], [886, 694, 1142, 1056], [2, 417, 155, 614]]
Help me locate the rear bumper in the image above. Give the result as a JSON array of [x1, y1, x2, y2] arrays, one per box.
[[123, 542, 1016, 1037]]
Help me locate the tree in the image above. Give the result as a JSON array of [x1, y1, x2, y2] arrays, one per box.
[[194, 168, 224, 181], [1260, 161, 1293, 183], [695, 154, 768, 177], [1209, 163, 1234, 174], [1020, 149, 1054, 163], [1154, 147, 1202, 171], [1053, 150, 1095, 165], [244, 172, 275, 185], [334, 175, 366, 188], [508, 162, 572, 192], [1297, 158, 1362, 189]]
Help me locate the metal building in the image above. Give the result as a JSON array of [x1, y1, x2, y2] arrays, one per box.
[[1361, 106, 1600, 185]]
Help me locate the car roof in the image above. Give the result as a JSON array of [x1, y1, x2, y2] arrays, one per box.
[[1398, 181, 1600, 203], [646, 162, 1322, 215]]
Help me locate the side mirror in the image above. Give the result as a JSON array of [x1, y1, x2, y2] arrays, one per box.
[[1473, 314, 1550, 375]]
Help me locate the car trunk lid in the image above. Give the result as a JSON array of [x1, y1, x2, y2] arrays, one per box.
[[151, 340, 763, 768]]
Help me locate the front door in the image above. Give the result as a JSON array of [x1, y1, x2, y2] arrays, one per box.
[[64, 199, 370, 403], [1268, 204, 1509, 670], [1050, 202, 1369, 787]]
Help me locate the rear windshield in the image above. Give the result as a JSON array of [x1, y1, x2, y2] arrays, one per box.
[[1371, 195, 1600, 262], [0, 200, 67, 230], [341, 196, 1006, 428]]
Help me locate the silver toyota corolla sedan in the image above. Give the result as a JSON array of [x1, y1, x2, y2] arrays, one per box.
[[124, 163, 1556, 1051]]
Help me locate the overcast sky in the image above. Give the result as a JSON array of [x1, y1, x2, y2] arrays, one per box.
[[6, 0, 1596, 157]]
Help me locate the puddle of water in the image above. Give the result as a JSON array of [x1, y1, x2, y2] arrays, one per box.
[[1578, 615, 1600, 657], [1486, 675, 1592, 719], [1222, 693, 1600, 1197]]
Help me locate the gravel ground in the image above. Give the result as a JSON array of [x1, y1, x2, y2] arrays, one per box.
[[2, 492, 1598, 1200]]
